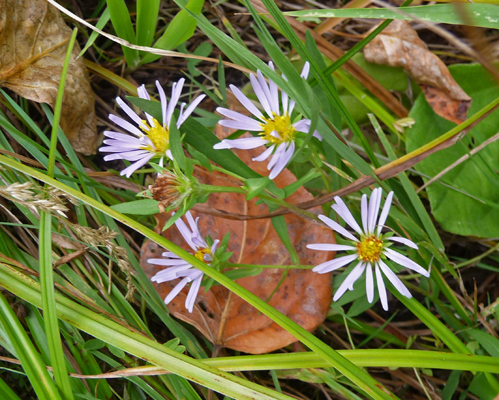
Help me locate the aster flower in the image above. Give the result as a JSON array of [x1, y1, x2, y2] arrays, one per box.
[[100, 79, 205, 178], [148, 211, 218, 313], [307, 188, 430, 311], [213, 62, 321, 179]]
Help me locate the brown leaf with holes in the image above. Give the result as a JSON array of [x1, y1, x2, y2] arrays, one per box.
[[141, 103, 333, 354], [364, 20, 471, 124], [0, 0, 97, 154]]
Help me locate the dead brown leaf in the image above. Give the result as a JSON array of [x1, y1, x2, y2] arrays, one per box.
[[0, 0, 97, 154], [140, 101, 334, 355], [364, 20, 471, 124]]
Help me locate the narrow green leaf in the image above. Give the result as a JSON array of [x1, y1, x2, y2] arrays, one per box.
[[0, 262, 297, 400], [0, 291, 62, 400], [111, 199, 160, 215], [78, 7, 111, 57], [140, 0, 205, 65], [0, 377, 21, 400], [136, 0, 160, 47], [286, 4, 499, 30], [106, 0, 139, 66], [169, 115, 186, 170], [245, 177, 272, 200], [42, 29, 77, 400], [271, 216, 300, 265]]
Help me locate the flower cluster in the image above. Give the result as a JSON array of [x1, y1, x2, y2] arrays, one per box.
[[148, 211, 219, 313], [100, 79, 205, 177], [213, 62, 321, 179], [99, 73, 430, 314], [307, 188, 430, 311]]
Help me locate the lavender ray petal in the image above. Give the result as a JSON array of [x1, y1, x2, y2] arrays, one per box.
[[378, 260, 412, 299], [333, 262, 366, 301], [375, 264, 389, 311], [178, 94, 206, 127], [366, 264, 374, 303], [109, 115, 144, 137], [318, 215, 358, 242], [312, 254, 358, 274], [384, 248, 429, 277], [229, 85, 264, 120], [252, 145, 275, 162], [388, 236, 418, 249], [306, 244, 356, 251], [164, 277, 190, 305], [377, 191, 394, 235], [249, 73, 272, 116]]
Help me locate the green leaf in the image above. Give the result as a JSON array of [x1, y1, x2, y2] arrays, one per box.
[[169, 114, 186, 170], [83, 339, 106, 351], [140, 0, 205, 65], [223, 268, 262, 281], [106, 0, 139, 66], [136, 0, 160, 47], [442, 370, 461, 400], [107, 344, 126, 359], [79, 7, 111, 57], [244, 177, 272, 200], [286, 4, 499, 30], [0, 290, 62, 400], [468, 329, 499, 358], [111, 199, 160, 215], [407, 64, 499, 238]]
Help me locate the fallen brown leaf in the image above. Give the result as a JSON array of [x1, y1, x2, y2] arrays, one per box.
[[364, 20, 471, 124], [0, 0, 97, 154], [141, 100, 334, 354]]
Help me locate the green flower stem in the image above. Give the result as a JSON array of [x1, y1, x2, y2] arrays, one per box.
[[0, 155, 396, 400], [199, 184, 246, 194]]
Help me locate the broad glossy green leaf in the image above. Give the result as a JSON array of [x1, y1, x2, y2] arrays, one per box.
[[407, 64, 499, 238]]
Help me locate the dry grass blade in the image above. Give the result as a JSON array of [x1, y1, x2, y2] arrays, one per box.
[[46, 0, 254, 75]]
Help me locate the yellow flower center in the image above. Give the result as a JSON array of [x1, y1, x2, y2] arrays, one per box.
[[356, 236, 383, 263], [140, 118, 169, 153], [194, 248, 212, 263], [259, 112, 296, 144]]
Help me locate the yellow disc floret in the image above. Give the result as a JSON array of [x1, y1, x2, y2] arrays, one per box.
[[259, 112, 296, 144], [140, 118, 169, 153], [356, 236, 383, 263], [194, 247, 212, 263]]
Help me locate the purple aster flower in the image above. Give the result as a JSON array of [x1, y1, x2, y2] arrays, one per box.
[[307, 188, 430, 311], [100, 79, 205, 178], [213, 62, 321, 179], [148, 211, 218, 313]]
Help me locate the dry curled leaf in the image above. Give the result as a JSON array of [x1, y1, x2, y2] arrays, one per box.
[[0, 0, 97, 154], [364, 20, 471, 124], [140, 102, 334, 355]]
